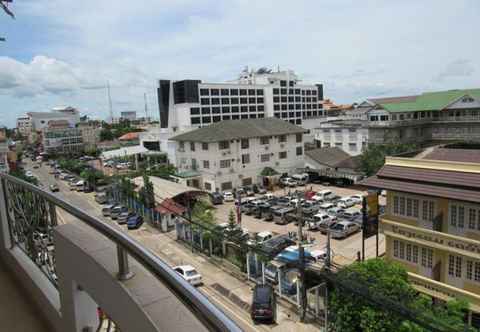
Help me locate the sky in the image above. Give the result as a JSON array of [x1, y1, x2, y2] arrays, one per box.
[[0, 0, 479, 127]]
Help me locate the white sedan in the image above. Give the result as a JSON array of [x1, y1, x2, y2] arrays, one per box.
[[223, 191, 235, 202], [350, 194, 364, 205], [173, 265, 202, 286]]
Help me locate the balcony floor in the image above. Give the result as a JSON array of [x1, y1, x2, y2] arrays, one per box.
[[0, 261, 52, 332]]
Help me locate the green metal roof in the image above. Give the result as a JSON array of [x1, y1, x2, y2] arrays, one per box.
[[171, 118, 308, 143], [377, 88, 480, 113]]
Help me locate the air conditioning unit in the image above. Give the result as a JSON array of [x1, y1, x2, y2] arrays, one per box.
[[275, 162, 280, 166], [238, 174, 243, 179], [264, 146, 269, 150], [217, 171, 222, 176], [236, 158, 240, 162], [229, 168, 235, 173], [280, 143, 285, 148], [222, 152, 227, 156]]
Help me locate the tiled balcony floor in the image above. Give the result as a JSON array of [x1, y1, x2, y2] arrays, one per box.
[[0, 261, 51, 332]]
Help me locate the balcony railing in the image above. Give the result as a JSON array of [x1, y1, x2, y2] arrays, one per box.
[[0, 173, 240, 332]]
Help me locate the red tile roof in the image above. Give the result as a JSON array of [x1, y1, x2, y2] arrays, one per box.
[[118, 132, 140, 141], [155, 198, 185, 215]]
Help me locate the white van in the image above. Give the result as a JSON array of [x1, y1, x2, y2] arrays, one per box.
[[313, 190, 335, 201], [291, 173, 309, 186]]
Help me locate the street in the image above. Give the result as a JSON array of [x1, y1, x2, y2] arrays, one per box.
[[27, 161, 319, 332]]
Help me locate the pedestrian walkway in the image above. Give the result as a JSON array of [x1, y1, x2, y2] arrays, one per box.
[[0, 261, 52, 332]]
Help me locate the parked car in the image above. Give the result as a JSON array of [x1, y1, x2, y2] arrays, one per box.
[[210, 192, 224, 205], [244, 186, 255, 196], [330, 221, 360, 239], [49, 184, 59, 192], [301, 201, 319, 215], [343, 208, 363, 224], [111, 206, 127, 219], [127, 215, 144, 229], [315, 190, 336, 201], [117, 211, 135, 225], [251, 284, 275, 324], [350, 194, 364, 205], [173, 265, 202, 286], [310, 213, 335, 232], [291, 173, 309, 186], [95, 193, 108, 204], [280, 177, 297, 187], [276, 197, 291, 207], [273, 207, 295, 225], [25, 171, 34, 178], [248, 231, 273, 245], [319, 202, 335, 211], [327, 206, 345, 219], [337, 197, 355, 209], [223, 191, 234, 202], [102, 204, 115, 217], [255, 185, 267, 194]]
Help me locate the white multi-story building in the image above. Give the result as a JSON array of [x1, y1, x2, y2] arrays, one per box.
[[313, 119, 369, 156], [157, 69, 324, 133], [27, 106, 80, 132], [170, 117, 307, 192], [16, 117, 32, 136], [42, 120, 84, 156], [0, 129, 8, 172]]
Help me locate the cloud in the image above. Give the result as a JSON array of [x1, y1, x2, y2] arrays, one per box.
[[436, 59, 475, 80], [0, 55, 105, 97]]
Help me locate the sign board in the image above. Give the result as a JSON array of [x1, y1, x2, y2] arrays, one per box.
[[363, 192, 379, 238]]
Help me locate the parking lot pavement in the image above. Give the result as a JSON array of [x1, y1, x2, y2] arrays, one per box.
[[214, 183, 385, 264]]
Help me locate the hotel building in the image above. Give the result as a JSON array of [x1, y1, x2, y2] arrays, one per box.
[[157, 69, 324, 132], [361, 148, 480, 326]]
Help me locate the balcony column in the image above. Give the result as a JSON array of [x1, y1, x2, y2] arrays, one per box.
[[0, 178, 12, 250]]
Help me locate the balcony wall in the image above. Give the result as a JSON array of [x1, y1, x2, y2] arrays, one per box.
[[0, 173, 239, 332]]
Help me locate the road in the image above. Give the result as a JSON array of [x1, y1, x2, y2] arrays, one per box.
[[28, 161, 319, 332]]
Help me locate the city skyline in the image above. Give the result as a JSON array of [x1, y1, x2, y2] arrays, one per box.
[[1, 0, 480, 127]]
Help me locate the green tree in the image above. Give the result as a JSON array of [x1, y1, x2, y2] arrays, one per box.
[[100, 128, 115, 141], [360, 143, 418, 176], [138, 172, 155, 208], [10, 169, 38, 185], [329, 258, 473, 332], [80, 169, 104, 191]]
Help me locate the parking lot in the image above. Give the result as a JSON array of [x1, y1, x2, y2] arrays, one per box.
[[214, 183, 385, 265]]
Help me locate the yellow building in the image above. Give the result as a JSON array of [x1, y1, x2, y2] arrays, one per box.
[[361, 148, 480, 325]]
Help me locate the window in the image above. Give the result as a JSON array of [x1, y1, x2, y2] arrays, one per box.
[[273, 88, 279, 95], [257, 97, 264, 104], [448, 255, 455, 276], [231, 106, 239, 113], [179, 142, 185, 151], [427, 249, 433, 268], [241, 139, 249, 149], [413, 200, 419, 218], [200, 88, 209, 96], [399, 242, 405, 259], [451, 205, 457, 227], [211, 98, 220, 105], [191, 117, 200, 125], [221, 89, 229, 96], [203, 160, 210, 169], [248, 97, 256, 104], [201, 98, 210, 105], [190, 107, 200, 115], [349, 143, 357, 152], [279, 151, 287, 159], [260, 137, 269, 145], [458, 206, 465, 228], [394, 196, 399, 214], [296, 146, 303, 156], [281, 96, 287, 102], [412, 245, 418, 263], [202, 116, 211, 123], [280, 80, 287, 87], [190, 142, 195, 151], [222, 107, 230, 113], [258, 105, 264, 112], [257, 89, 263, 96], [212, 116, 221, 122], [221, 98, 230, 104], [230, 89, 239, 95], [241, 106, 248, 113], [393, 240, 399, 257], [467, 260, 473, 280], [406, 244, 412, 261], [281, 89, 287, 95], [469, 209, 477, 229], [455, 256, 462, 277], [249, 106, 256, 112], [240, 97, 248, 104], [220, 160, 231, 168], [296, 133, 302, 143], [278, 135, 286, 143], [212, 107, 220, 114], [400, 197, 405, 215], [406, 198, 413, 217], [289, 81, 294, 87], [219, 141, 229, 150], [273, 96, 280, 103], [211, 89, 219, 96], [241, 154, 250, 164], [261, 154, 270, 162], [476, 262, 480, 281], [248, 89, 255, 95]]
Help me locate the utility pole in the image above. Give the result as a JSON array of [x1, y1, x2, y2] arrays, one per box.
[[236, 190, 242, 226], [144, 92, 149, 121], [296, 192, 306, 322]]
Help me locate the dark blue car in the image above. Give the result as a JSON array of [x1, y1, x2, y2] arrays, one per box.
[[127, 215, 144, 230]]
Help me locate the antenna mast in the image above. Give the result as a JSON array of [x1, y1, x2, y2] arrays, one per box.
[[144, 92, 149, 121], [107, 81, 113, 123]]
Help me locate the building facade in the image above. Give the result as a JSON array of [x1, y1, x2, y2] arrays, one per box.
[[365, 89, 480, 144], [77, 122, 101, 151], [42, 120, 84, 155], [313, 119, 369, 156], [171, 118, 307, 192], [361, 154, 480, 323], [16, 116, 32, 136], [0, 129, 8, 172], [120, 111, 137, 121], [157, 69, 324, 133]]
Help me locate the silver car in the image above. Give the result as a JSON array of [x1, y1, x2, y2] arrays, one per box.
[[330, 221, 360, 239]]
